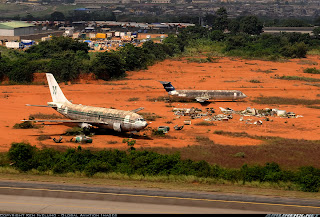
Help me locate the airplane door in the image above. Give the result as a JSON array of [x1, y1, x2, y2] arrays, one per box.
[[234, 92, 237, 100], [123, 115, 130, 130], [113, 123, 121, 132]]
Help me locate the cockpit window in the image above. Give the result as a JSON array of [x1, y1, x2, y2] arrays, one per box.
[[136, 118, 145, 122]]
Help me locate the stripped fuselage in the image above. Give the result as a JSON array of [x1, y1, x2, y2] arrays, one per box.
[[50, 102, 147, 132], [168, 89, 247, 101]]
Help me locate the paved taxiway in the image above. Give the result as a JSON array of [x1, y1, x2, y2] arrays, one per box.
[[0, 194, 264, 214], [0, 180, 319, 213]]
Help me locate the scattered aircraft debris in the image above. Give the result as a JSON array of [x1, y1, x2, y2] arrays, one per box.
[[174, 125, 184, 130], [53, 136, 63, 143], [157, 126, 170, 133], [73, 134, 93, 143], [171, 106, 302, 126]]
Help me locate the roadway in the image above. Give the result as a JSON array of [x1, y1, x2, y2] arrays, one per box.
[[0, 180, 319, 214]]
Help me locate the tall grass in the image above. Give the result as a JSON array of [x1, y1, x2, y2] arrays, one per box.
[[303, 68, 320, 74], [252, 96, 320, 105], [276, 76, 320, 82], [29, 113, 65, 119], [183, 39, 225, 57]]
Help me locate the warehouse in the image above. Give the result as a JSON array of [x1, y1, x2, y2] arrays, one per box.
[[0, 21, 35, 40], [0, 21, 63, 41]]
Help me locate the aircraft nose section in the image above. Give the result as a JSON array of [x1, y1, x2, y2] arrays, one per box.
[[241, 93, 247, 98]]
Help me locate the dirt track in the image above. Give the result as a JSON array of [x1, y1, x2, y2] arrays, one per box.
[[0, 56, 320, 154]]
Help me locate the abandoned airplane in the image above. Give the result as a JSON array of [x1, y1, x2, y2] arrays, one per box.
[[23, 73, 148, 132], [159, 81, 247, 103]]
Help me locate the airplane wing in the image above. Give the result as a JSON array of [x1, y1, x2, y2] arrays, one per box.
[[195, 97, 209, 102], [131, 107, 144, 113], [26, 104, 57, 108], [21, 119, 107, 124]]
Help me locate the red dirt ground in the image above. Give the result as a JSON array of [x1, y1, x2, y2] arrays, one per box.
[[0, 55, 320, 152]]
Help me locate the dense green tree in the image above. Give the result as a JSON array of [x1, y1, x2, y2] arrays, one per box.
[[162, 34, 182, 54], [26, 37, 89, 59], [91, 51, 126, 81], [0, 56, 11, 80], [118, 44, 148, 71], [24, 14, 35, 22], [239, 16, 263, 35], [209, 30, 225, 41], [228, 19, 240, 34], [213, 7, 229, 31], [313, 27, 320, 38], [315, 16, 320, 26], [204, 14, 215, 27], [7, 58, 35, 83], [49, 11, 65, 21], [142, 40, 169, 65], [46, 51, 82, 82], [8, 143, 37, 171]]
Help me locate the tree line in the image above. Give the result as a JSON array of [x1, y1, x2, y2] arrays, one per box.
[[2, 9, 320, 83], [0, 36, 176, 83], [4, 142, 320, 192]]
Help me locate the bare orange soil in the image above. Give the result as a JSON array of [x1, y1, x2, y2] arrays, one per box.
[[0, 56, 320, 152]]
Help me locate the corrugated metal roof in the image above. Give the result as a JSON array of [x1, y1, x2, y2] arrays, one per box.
[[0, 21, 34, 30]]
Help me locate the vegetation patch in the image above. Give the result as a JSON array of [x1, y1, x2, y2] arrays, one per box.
[[139, 112, 161, 121], [13, 121, 37, 129], [29, 113, 65, 120], [5, 142, 320, 192], [64, 127, 86, 136], [303, 68, 320, 74], [252, 96, 320, 105], [195, 136, 215, 145], [276, 76, 320, 82], [307, 105, 320, 109], [249, 79, 262, 83], [127, 97, 140, 102]]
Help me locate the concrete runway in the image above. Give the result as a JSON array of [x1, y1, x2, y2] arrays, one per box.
[[0, 180, 319, 214]]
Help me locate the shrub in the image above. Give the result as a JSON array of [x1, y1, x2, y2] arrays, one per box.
[[13, 121, 35, 129], [5, 143, 320, 192], [8, 143, 37, 171], [297, 166, 320, 192], [303, 67, 320, 74]]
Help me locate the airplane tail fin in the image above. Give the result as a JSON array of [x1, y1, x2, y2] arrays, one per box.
[[159, 81, 175, 92], [46, 73, 70, 103]]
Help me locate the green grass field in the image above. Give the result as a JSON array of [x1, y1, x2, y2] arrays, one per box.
[[0, 3, 81, 18]]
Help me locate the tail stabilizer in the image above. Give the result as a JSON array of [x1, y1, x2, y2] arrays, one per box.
[[46, 73, 69, 103], [159, 81, 175, 92]]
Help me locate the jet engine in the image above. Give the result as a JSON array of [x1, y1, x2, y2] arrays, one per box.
[[79, 123, 92, 129]]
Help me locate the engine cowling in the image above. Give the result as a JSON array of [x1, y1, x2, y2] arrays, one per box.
[[79, 123, 92, 129]]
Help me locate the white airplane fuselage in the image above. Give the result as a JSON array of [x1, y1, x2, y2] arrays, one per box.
[[48, 102, 147, 132], [168, 90, 247, 102]]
